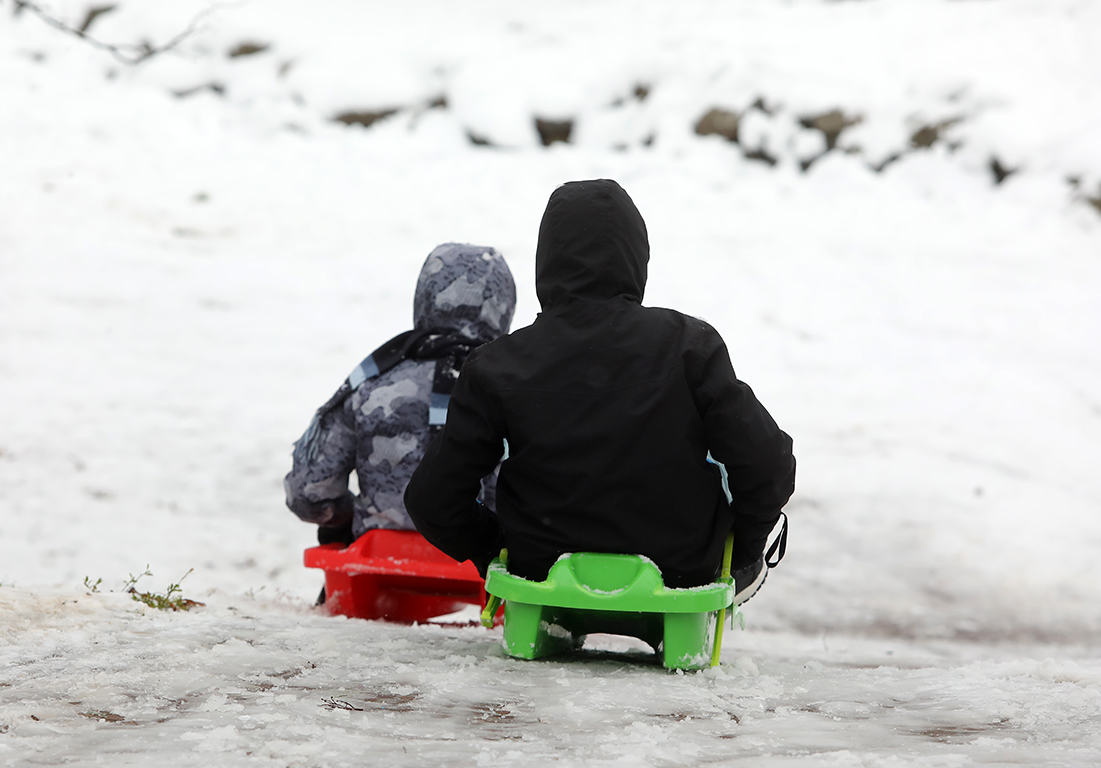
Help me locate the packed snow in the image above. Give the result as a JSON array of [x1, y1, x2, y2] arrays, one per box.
[[2, 0, 1100, 765]]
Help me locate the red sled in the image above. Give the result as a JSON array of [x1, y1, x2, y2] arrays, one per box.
[[304, 529, 489, 624]]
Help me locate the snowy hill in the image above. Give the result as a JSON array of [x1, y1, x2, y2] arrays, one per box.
[[2, 1, 1100, 765]]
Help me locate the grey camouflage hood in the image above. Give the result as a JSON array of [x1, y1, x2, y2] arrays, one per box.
[[414, 243, 517, 341]]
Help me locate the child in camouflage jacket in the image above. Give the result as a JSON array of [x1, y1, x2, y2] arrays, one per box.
[[284, 243, 517, 545]]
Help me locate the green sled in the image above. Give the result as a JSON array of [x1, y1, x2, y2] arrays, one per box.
[[482, 551, 735, 671]]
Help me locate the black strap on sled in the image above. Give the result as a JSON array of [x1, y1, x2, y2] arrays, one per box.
[[765, 512, 788, 568]]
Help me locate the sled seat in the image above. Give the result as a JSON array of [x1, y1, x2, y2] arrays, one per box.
[[304, 529, 486, 624], [482, 551, 736, 671]]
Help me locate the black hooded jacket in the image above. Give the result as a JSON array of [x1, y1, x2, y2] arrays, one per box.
[[404, 180, 795, 587]]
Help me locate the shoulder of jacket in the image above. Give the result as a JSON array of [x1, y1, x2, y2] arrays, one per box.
[[641, 305, 721, 336], [351, 358, 433, 404], [466, 329, 524, 362]]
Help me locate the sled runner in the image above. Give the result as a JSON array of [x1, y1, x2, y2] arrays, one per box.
[[304, 529, 488, 624], [480, 536, 740, 671]]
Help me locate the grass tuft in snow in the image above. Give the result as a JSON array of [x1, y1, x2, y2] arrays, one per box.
[[83, 566, 205, 611], [125, 566, 205, 611], [82, 576, 103, 593]]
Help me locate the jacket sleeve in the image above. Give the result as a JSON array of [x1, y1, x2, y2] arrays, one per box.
[[283, 397, 356, 528], [404, 354, 505, 575], [687, 321, 796, 566]]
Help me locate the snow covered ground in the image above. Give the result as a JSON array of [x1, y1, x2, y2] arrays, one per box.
[[4, 586, 1101, 767], [2, 0, 1100, 764]]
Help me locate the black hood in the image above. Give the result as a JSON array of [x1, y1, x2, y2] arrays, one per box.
[[534, 179, 649, 309]]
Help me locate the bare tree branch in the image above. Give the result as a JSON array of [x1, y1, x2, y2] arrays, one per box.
[[78, 5, 117, 35], [13, 1, 223, 65]]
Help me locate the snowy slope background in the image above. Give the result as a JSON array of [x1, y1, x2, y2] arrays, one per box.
[[2, 0, 1100, 765]]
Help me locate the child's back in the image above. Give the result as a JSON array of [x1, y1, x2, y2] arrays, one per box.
[[406, 181, 795, 592]]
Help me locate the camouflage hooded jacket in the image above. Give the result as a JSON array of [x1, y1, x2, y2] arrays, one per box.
[[284, 243, 517, 538]]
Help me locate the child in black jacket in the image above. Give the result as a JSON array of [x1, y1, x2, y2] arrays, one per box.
[[405, 180, 794, 602]]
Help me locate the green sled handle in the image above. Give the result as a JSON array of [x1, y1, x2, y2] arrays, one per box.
[[711, 532, 736, 667], [480, 549, 508, 628]]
